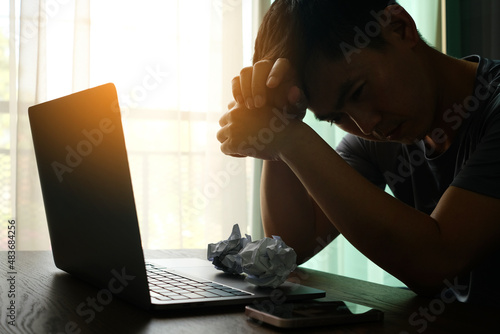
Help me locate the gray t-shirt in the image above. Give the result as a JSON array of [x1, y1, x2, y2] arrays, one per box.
[[336, 55, 500, 304]]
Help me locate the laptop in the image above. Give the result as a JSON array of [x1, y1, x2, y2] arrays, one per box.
[[28, 83, 325, 310]]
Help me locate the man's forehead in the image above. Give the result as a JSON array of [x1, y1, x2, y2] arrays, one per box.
[[305, 51, 378, 110], [305, 61, 356, 110], [305, 47, 381, 83]]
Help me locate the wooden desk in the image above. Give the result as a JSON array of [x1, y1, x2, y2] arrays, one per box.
[[0, 250, 497, 333]]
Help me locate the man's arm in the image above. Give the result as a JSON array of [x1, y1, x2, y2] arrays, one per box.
[[278, 122, 500, 295], [261, 160, 340, 264], [218, 101, 500, 295]]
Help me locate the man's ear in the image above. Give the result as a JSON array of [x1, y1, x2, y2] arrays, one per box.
[[383, 5, 420, 48]]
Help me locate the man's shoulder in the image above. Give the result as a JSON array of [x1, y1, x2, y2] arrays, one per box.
[[471, 55, 500, 94], [336, 133, 406, 163], [459, 55, 500, 137]]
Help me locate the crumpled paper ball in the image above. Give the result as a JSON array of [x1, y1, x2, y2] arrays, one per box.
[[207, 224, 252, 274], [207, 224, 297, 288], [239, 236, 297, 288]]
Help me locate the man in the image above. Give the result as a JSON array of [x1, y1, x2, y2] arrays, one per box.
[[217, 0, 500, 304]]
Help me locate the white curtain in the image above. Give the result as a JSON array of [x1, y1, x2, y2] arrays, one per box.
[[5, 0, 260, 250]]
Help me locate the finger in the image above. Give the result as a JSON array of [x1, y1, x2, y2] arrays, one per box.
[[219, 135, 247, 158], [221, 143, 247, 158], [239, 67, 255, 109], [227, 100, 236, 110], [266, 58, 292, 88], [231, 77, 244, 105], [219, 111, 229, 127], [272, 83, 291, 110], [252, 60, 274, 108], [288, 85, 307, 109], [216, 126, 227, 143], [284, 86, 308, 120]]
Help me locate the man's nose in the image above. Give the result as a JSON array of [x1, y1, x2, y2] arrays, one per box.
[[347, 107, 382, 136]]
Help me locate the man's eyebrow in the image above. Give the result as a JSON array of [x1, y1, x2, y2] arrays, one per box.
[[313, 79, 355, 122]]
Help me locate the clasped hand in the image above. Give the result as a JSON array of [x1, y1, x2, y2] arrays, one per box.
[[217, 58, 308, 160]]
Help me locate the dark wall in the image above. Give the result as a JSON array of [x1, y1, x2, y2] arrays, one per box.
[[447, 0, 500, 59]]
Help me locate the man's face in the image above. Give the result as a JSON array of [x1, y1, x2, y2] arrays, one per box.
[[306, 45, 438, 145]]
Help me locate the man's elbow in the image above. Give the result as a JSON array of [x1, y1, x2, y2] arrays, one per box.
[[404, 273, 467, 301]]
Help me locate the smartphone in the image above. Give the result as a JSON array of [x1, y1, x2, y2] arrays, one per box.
[[245, 300, 384, 329]]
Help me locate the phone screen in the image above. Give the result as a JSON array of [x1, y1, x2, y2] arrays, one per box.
[[245, 300, 384, 328], [268, 301, 370, 318]]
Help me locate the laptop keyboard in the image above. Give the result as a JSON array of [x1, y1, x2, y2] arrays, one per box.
[[146, 263, 252, 302]]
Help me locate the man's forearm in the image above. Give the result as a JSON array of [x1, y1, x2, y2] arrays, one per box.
[[278, 123, 450, 291]]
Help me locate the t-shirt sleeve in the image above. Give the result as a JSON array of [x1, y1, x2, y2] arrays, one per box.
[[336, 133, 388, 189], [452, 97, 500, 199]]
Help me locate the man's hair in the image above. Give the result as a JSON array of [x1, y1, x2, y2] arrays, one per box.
[[254, 0, 396, 88]]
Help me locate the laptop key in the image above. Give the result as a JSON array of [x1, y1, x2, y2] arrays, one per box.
[[196, 291, 219, 298], [146, 265, 253, 300], [164, 293, 183, 298], [150, 292, 172, 301], [185, 293, 205, 299], [169, 295, 190, 300], [207, 289, 234, 297]]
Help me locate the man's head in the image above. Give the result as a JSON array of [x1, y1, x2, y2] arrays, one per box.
[[254, 0, 437, 144], [254, 0, 395, 77]]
